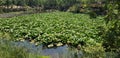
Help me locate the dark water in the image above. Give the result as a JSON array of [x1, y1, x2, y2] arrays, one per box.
[[11, 41, 83, 58]]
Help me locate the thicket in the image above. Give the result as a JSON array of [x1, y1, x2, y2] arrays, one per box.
[[101, 0, 120, 51], [0, 0, 106, 13]]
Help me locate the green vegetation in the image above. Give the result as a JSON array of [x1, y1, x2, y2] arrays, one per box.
[[0, 0, 105, 13], [0, 0, 120, 58], [0, 11, 105, 47], [102, 0, 120, 51], [0, 40, 49, 58]]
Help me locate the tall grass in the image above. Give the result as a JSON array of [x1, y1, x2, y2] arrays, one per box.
[[0, 40, 49, 58]]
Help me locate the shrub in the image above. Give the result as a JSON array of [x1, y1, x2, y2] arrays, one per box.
[[67, 4, 81, 13]]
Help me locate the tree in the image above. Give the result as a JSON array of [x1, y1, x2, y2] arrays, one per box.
[[17, 0, 26, 6], [105, 0, 120, 21], [102, 0, 120, 51], [12, 0, 18, 5], [0, 0, 5, 6], [0, 0, 5, 13]]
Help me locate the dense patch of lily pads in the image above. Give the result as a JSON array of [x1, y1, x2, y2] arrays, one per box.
[[0, 11, 105, 47]]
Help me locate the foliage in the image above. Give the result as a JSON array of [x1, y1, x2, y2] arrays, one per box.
[[0, 40, 49, 58], [0, 0, 5, 5], [0, 0, 106, 13], [82, 44, 106, 58], [101, 20, 120, 51], [67, 4, 81, 13], [81, 44, 119, 58], [101, 0, 120, 51], [0, 12, 105, 46], [105, 0, 120, 21]]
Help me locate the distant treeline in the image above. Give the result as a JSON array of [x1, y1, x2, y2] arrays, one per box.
[[0, 0, 106, 13]]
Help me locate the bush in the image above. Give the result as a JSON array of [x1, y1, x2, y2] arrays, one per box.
[[102, 20, 120, 51], [67, 4, 81, 13], [99, 0, 120, 52], [81, 44, 119, 58], [82, 45, 106, 58]]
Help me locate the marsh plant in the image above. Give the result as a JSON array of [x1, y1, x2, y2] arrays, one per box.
[[0, 39, 49, 58]]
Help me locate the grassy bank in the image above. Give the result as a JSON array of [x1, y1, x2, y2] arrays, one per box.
[[0, 40, 49, 58]]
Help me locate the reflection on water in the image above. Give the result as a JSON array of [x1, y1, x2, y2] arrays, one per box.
[[12, 41, 83, 58]]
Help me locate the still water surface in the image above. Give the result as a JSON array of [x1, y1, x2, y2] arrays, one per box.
[[12, 41, 83, 58]]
